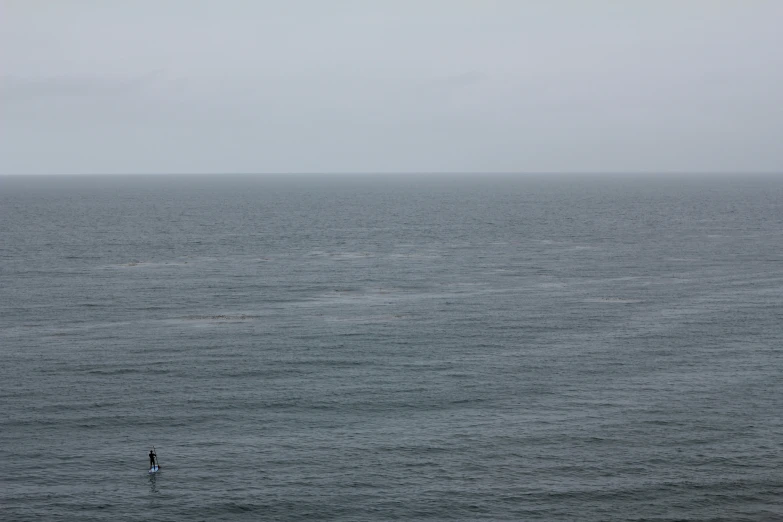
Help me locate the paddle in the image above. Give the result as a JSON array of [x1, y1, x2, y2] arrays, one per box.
[[153, 446, 161, 469]]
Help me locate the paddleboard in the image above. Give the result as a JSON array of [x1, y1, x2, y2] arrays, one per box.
[[148, 465, 159, 474]]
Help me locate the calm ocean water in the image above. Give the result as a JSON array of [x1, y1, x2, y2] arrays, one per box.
[[1, 174, 782, 521]]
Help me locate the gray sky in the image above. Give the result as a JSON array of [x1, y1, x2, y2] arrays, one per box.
[[2, 0, 782, 174]]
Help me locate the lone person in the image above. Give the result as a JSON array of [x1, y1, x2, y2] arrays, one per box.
[[149, 449, 157, 469]]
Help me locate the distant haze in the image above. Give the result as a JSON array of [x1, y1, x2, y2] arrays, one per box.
[[2, 0, 782, 175]]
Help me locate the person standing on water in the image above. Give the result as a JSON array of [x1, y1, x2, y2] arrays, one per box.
[[149, 449, 157, 468]]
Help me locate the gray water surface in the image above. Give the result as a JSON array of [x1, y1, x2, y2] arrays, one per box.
[[1, 174, 782, 521]]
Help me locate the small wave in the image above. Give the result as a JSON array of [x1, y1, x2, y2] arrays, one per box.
[[109, 260, 190, 268], [325, 314, 410, 324], [178, 314, 261, 321], [389, 253, 440, 259], [584, 297, 642, 303], [86, 368, 142, 375], [188, 502, 261, 516], [48, 331, 77, 337], [331, 251, 373, 259]]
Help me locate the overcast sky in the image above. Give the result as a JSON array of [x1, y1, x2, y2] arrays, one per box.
[[1, 1, 782, 174]]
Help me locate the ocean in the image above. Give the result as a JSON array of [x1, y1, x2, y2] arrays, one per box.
[[1, 174, 781, 521]]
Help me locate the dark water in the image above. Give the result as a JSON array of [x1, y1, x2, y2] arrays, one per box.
[[1, 174, 782, 521]]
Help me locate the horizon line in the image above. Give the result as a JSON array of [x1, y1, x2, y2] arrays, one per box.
[[2, 171, 782, 177]]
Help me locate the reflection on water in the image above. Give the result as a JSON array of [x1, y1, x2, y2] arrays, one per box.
[[148, 473, 157, 494]]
